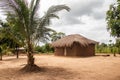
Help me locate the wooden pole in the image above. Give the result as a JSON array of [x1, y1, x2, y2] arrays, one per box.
[[0, 53, 2, 60], [0, 48, 2, 60], [16, 46, 19, 59]]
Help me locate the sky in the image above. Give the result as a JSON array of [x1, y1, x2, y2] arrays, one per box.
[[39, 0, 116, 44], [0, 0, 116, 44]]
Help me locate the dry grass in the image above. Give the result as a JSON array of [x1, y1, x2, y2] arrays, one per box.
[[0, 54, 120, 80]]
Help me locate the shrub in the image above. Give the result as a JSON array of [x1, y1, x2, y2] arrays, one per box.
[[34, 43, 54, 53]]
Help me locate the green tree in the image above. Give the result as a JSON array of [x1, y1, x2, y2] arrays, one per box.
[[106, 2, 120, 37], [0, 0, 70, 70], [50, 32, 66, 42], [96, 43, 108, 53], [106, 0, 120, 54], [0, 21, 22, 58], [35, 44, 54, 53]]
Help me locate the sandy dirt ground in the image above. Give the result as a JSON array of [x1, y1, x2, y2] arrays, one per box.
[[0, 54, 120, 80]]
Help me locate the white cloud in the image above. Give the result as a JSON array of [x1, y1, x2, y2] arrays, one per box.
[[44, 0, 116, 44]]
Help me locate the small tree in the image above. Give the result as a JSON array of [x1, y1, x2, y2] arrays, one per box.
[[0, 21, 22, 58]]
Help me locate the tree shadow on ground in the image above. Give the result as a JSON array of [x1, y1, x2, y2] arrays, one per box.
[[95, 54, 110, 57], [95, 54, 120, 57], [2, 58, 26, 61], [0, 68, 19, 80], [0, 66, 79, 80], [19, 66, 77, 79]]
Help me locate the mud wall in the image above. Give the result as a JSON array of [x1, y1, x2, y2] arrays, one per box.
[[54, 43, 95, 57]]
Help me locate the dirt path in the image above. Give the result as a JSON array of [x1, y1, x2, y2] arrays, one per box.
[[0, 54, 120, 80]]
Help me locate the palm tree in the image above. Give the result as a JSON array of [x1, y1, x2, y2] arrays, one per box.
[[0, 0, 70, 70]]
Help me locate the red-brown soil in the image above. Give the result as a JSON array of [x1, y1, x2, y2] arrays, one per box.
[[0, 54, 120, 80]]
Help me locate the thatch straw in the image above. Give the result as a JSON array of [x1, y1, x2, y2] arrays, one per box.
[[51, 34, 98, 47]]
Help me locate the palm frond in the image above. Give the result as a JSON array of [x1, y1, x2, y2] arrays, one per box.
[[29, 0, 40, 27], [37, 5, 70, 27], [33, 26, 55, 43], [31, 0, 40, 17], [47, 5, 70, 14], [30, 0, 35, 10], [33, 4, 70, 43]]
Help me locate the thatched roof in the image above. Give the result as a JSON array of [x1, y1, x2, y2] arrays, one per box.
[[51, 34, 98, 47]]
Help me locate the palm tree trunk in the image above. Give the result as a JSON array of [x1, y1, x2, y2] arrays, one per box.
[[113, 52, 116, 57], [21, 40, 41, 72], [16, 50, 19, 59], [27, 41, 34, 65], [27, 52, 34, 65]]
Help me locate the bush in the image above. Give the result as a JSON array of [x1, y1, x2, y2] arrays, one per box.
[[34, 43, 54, 53], [34, 46, 42, 52], [2, 50, 14, 56]]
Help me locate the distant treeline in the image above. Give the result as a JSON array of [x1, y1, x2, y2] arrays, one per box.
[[95, 43, 120, 54]]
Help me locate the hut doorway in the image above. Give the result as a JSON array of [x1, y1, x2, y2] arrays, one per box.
[[64, 47, 67, 56]]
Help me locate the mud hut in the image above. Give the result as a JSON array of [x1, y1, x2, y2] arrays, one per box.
[[51, 34, 98, 57]]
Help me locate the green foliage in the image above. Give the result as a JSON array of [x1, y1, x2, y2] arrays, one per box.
[[2, 50, 13, 56], [35, 43, 54, 53], [50, 32, 66, 42], [106, 1, 120, 37], [0, 20, 23, 55], [115, 38, 120, 53], [0, 37, 20, 48], [95, 43, 119, 54], [106, 0, 120, 54], [34, 46, 42, 52]]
